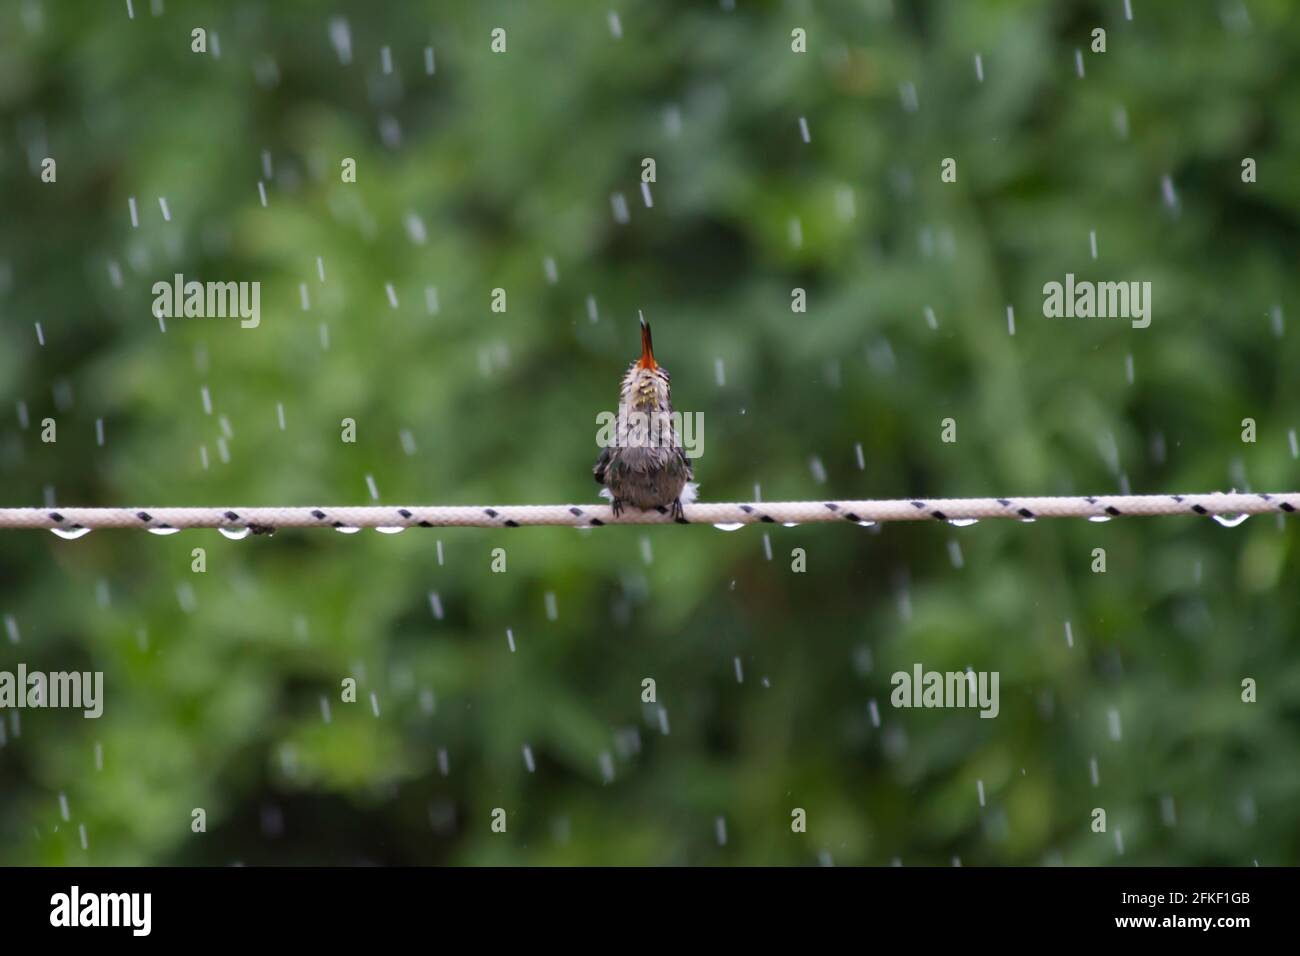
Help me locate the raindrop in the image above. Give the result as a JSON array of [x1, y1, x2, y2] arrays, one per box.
[[333, 526, 361, 534], [947, 540, 964, 568], [1089, 229, 1098, 259], [782, 522, 800, 528], [1289, 429, 1298, 459], [544, 591, 558, 621], [1088, 515, 1111, 523], [1074, 48, 1085, 78], [428, 591, 444, 620], [974, 53, 984, 82], [715, 817, 727, 846], [219, 527, 251, 540], [370, 692, 380, 717], [1160, 174, 1179, 214], [923, 305, 937, 329], [51, 527, 92, 540], [797, 116, 810, 143], [663, 104, 682, 138], [424, 46, 435, 75], [599, 751, 615, 783], [947, 518, 979, 528], [1006, 305, 1015, 335], [3, 615, 18, 644], [762, 533, 772, 560], [1237, 792, 1257, 826], [1160, 795, 1177, 827], [1107, 708, 1122, 741], [854, 443, 865, 470], [320, 696, 332, 723], [713, 522, 745, 531], [1089, 756, 1099, 787], [809, 456, 827, 483], [375, 526, 405, 535], [128, 196, 139, 228], [898, 80, 918, 112], [895, 577, 913, 622], [523, 745, 536, 772], [607, 10, 622, 37], [257, 181, 268, 208], [788, 217, 803, 248], [35, 322, 45, 346], [1212, 513, 1249, 528], [610, 193, 629, 224], [977, 780, 986, 808], [714, 358, 726, 387], [835, 186, 856, 220], [506, 628, 516, 652], [868, 699, 881, 727], [733, 657, 744, 683], [147, 527, 181, 536], [1064, 620, 1074, 648], [158, 196, 171, 221]]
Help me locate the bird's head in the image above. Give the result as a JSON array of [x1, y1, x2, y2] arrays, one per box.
[[621, 313, 671, 412], [636, 312, 657, 371]]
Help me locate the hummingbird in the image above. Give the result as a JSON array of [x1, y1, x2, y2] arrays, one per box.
[[593, 315, 696, 520]]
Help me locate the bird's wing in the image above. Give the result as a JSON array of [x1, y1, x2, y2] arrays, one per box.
[[593, 445, 612, 484]]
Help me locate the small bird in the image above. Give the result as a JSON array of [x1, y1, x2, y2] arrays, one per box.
[[594, 315, 696, 520]]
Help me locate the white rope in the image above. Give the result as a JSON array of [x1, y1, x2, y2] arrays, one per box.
[[0, 492, 1294, 533]]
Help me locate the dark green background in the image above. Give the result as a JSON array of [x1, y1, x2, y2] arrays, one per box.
[[1, 0, 1297, 865]]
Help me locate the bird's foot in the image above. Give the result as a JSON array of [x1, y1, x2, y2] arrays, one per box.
[[611, 497, 625, 517], [671, 497, 687, 523]]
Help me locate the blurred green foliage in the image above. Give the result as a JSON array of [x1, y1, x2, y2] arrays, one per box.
[[1, 0, 1298, 865]]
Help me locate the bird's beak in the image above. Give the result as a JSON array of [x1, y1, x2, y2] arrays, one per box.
[[638, 315, 657, 370]]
